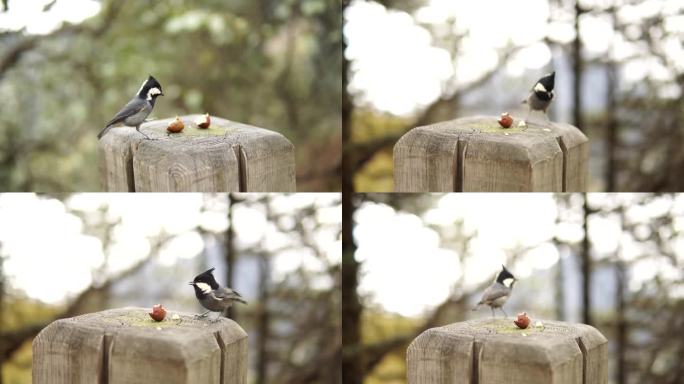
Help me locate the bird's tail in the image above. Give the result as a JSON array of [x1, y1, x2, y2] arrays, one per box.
[[97, 125, 112, 140], [229, 291, 248, 305]]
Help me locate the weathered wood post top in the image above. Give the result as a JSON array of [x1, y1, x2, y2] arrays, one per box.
[[394, 115, 588, 192], [99, 115, 296, 192], [407, 318, 607, 384], [33, 307, 248, 384]]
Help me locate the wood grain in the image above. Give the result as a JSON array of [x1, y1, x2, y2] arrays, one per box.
[[407, 318, 608, 384], [32, 307, 248, 384], [98, 115, 296, 192], [393, 116, 588, 192]]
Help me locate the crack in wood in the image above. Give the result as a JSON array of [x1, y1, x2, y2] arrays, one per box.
[[470, 340, 482, 384], [232, 144, 247, 192], [214, 331, 226, 384], [455, 139, 467, 192], [576, 336, 588, 384], [556, 136, 568, 192], [99, 334, 113, 384]]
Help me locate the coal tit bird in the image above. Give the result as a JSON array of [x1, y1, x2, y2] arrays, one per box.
[[98, 75, 163, 140], [189, 267, 246, 322], [472, 265, 516, 318], [523, 71, 555, 121]]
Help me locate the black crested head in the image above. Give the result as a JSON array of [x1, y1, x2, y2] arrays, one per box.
[[192, 267, 220, 290], [136, 75, 163, 101], [496, 265, 515, 284], [537, 71, 555, 92]]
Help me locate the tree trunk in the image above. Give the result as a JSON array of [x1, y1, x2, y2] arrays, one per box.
[[256, 252, 270, 384], [581, 193, 592, 325], [342, 198, 362, 383], [605, 5, 619, 191], [255, 197, 273, 384], [225, 193, 237, 320], [573, 1, 584, 132], [0, 246, 4, 384], [606, 62, 618, 192], [555, 250, 565, 321], [341, 2, 363, 380], [616, 260, 627, 384], [0, 247, 4, 328]]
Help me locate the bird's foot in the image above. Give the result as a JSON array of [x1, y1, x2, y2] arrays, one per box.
[[194, 313, 208, 319], [135, 126, 152, 140]]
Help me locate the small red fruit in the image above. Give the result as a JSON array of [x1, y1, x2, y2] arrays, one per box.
[[149, 304, 166, 322], [195, 113, 211, 129], [498, 112, 513, 128], [167, 116, 184, 133], [514, 312, 530, 329]]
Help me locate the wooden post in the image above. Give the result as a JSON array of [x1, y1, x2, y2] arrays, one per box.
[[98, 115, 296, 192], [32, 307, 248, 384], [407, 318, 607, 384], [393, 116, 588, 192]]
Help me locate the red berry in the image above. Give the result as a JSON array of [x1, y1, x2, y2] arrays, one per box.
[[514, 312, 530, 329], [498, 112, 513, 128], [149, 304, 167, 322]]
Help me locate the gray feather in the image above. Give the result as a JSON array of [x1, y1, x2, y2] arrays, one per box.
[[212, 287, 247, 304], [477, 283, 511, 308], [98, 97, 150, 139], [96, 125, 114, 140], [106, 98, 148, 126]]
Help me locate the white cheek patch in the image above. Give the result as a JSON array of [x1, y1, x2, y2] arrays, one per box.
[[502, 278, 515, 288], [147, 87, 161, 100], [196, 282, 211, 294], [534, 82, 547, 93]]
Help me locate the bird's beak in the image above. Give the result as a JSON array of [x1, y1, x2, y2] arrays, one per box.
[[160, 92, 164, 96], [188, 282, 194, 285]]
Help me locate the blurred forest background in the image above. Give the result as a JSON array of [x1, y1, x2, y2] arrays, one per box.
[[342, 193, 684, 384], [0, 0, 341, 192], [343, 0, 684, 192], [0, 193, 341, 384]]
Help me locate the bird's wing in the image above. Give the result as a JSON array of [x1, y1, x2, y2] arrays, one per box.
[[105, 98, 147, 127], [211, 287, 247, 304], [478, 285, 509, 304]]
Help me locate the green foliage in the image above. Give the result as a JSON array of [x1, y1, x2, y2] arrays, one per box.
[[3, 341, 32, 384], [365, 353, 406, 384], [1, 297, 60, 384], [362, 308, 415, 345], [352, 108, 409, 192], [362, 309, 418, 384], [1, 296, 60, 330]]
